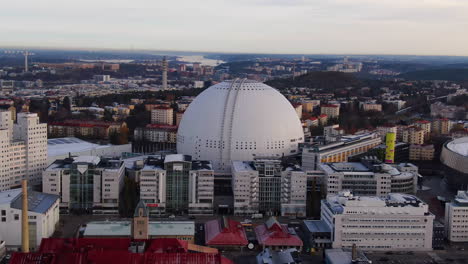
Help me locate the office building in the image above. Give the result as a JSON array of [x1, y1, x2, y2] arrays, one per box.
[[302, 133, 381, 170], [151, 106, 173, 125], [445, 190, 468, 242], [231, 159, 307, 217], [0, 189, 59, 250], [322, 192, 434, 251], [136, 155, 214, 215], [0, 111, 48, 189], [319, 160, 418, 197], [42, 156, 124, 213]]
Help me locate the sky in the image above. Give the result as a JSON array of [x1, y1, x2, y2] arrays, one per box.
[[1, 0, 468, 56]]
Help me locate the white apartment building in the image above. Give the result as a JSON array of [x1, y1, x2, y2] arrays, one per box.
[[322, 192, 434, 251], [320, 104, 340, 118], [376, 125, 397, 140], [445, 190, 468, 242], [0, 111, 47, 190], [135, 156, 214, 215], [151, 107, 173, 125], [0, 189, 59, 250], [231, 159, 307, 217], [320, 160, 418, 197], [302, 133, 382, 170], [42, 156, 124, 213]]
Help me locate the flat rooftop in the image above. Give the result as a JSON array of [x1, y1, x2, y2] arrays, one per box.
[[83, 221, 195, 237], [48, 137, 117, 158]]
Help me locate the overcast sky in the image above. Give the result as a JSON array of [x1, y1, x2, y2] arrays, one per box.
[[1, 0, 468, 56]]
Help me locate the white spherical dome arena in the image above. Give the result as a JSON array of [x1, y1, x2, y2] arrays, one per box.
[[177, 79, 304, 172]]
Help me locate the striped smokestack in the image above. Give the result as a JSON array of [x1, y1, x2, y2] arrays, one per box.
[[21, 179, 29, 253]]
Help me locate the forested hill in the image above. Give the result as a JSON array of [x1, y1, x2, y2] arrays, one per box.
[[398, 68, 468, 81], [265, 71, 363, 90]]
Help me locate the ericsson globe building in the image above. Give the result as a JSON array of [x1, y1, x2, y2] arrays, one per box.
[[441, 137, 468, 189], [177, 79, 304, 172]]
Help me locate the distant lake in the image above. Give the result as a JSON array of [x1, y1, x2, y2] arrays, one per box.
[[176, 55, 224, 66]]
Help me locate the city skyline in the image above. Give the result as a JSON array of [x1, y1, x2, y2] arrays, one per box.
[[1, 0, 468, 56]]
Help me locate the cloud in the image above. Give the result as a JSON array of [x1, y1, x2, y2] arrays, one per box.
[[0, 0, 467, 55]]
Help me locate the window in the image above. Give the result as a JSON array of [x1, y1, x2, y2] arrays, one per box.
[[14, 214, 19, 220]]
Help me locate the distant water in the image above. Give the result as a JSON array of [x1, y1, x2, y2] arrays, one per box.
[[176, 55, 224, 66]]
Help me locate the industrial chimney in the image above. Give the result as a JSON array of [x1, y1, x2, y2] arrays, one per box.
[[351, 243, 357, 263], [21, 179, 29, 253]]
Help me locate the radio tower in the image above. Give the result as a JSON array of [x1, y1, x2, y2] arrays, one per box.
[[162, 56, 168, 90], [24, 51, 30, 72]]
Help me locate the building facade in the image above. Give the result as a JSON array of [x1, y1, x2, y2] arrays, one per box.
[[134, 124, 177, 143], [136, 155, 214, 215], [231, 159, 307, 217], [43, 156, 124, 213], [445, 190, 468, 242], [320, 160, 418, 197], [0, 111, 47, 190], [0, 189, 59, 251], [151, 107, 173, 125], [409, 144, 435, 161], [320, 104, 340, 118], [48, 120, 126, 140], [322, 192, 434, 251], [402, 126, 425, 145], [302, 133, 382, 170]]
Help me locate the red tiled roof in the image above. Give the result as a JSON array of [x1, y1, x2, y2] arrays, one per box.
[[308, 117, 318, 121], [49, 120, 122, 128], [254, 218, 303, 247], [11, 238, 233, 264], [416, 120, 431, 124], [318, 114, 328, 118], [145, 124, 178, 130], [205, 219, 248, 246], [321, 104, 339, 108]]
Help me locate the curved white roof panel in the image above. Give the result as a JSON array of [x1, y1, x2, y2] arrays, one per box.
[[177, 79, 304, 172], [447, 137, 468, 157]]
